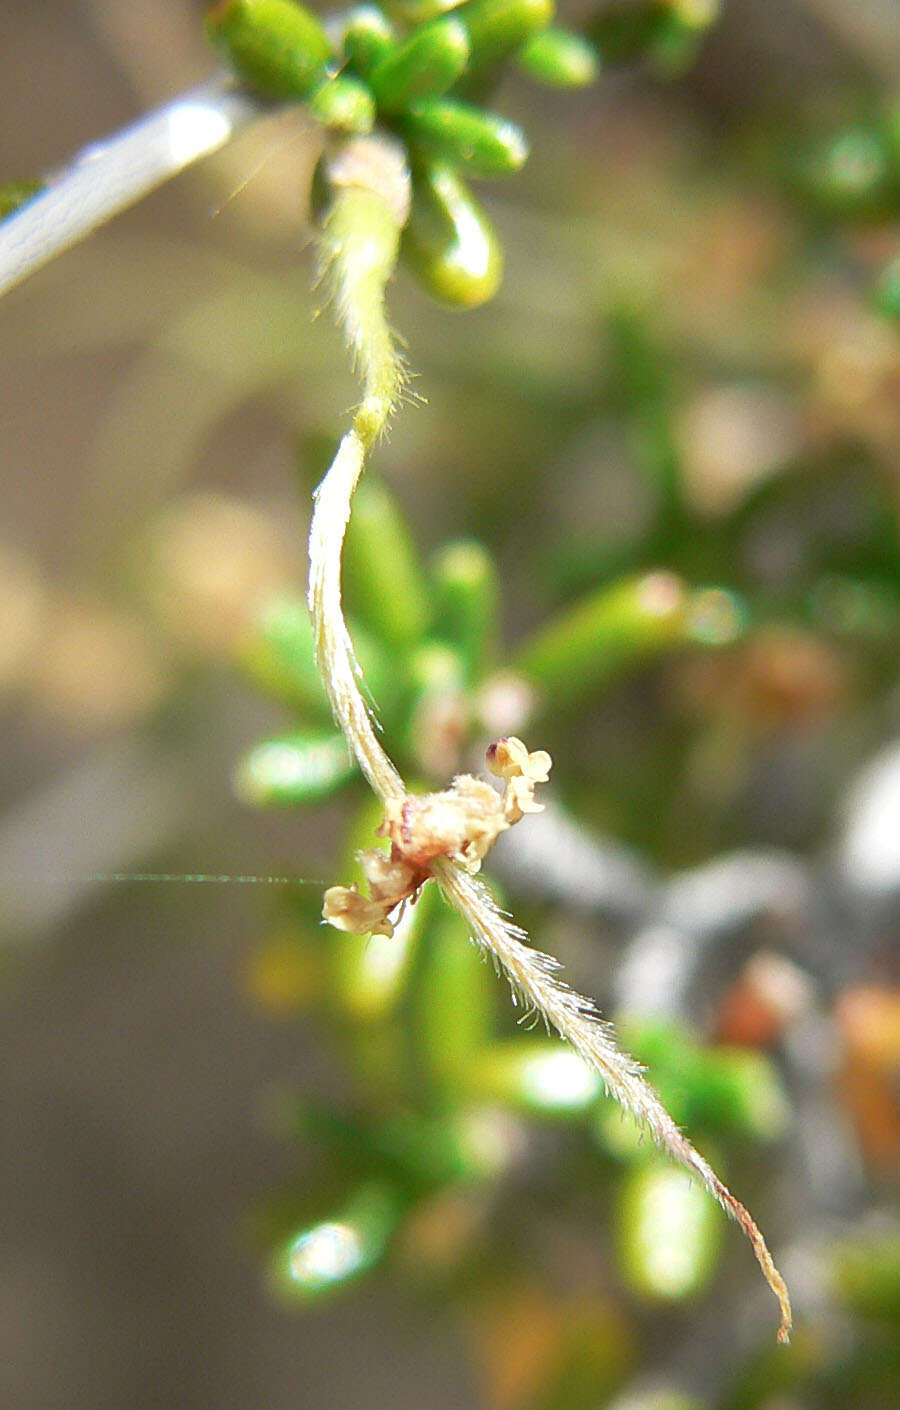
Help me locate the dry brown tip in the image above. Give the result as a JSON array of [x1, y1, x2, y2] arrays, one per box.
[[715, 1178, 792, 1344]]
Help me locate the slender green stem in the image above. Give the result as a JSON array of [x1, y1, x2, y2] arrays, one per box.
[[307, 138, 410, 802]]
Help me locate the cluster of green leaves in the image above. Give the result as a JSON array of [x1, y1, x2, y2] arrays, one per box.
[[208, 0, 897, 1387], [206, 0, 717, 306]]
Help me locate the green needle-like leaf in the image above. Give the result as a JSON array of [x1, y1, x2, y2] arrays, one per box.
[[206, 0, 332, 100], [517, 26, 599, 88], [307, 73, 376, 132], [455, 0, 555, 86], [369, 15, 470, 112], [343, 478, 431, 650], [430, 539, 499, 682], [401, 160, 502, 306], [413, 903, 496, 1094], [271, 1181, 402, 1301], [466, 1038, 602, 1117], [342, 5, 396, 76], [514, 571, 692, 706], [617, 1156, 724, 1302], [403, 100, 529, 176]]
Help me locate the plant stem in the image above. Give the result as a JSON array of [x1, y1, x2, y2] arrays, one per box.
[[307, 137, 410, 803], [307, 132, 792, 1345], [433, 857, 793, 1343]]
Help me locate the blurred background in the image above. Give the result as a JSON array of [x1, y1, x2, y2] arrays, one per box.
[[1, 1, 898, 1407]]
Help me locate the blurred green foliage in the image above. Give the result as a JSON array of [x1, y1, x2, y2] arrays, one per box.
[[199, 1, 900, 1405], [3, 2, 891, 1405]]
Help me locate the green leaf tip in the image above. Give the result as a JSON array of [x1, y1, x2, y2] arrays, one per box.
[[456, 0, 556, 74], [369, 15, 471, 112], [206, 0, 332, 101], [401, 161, 503, 307], [618, 1158, 724, 1303], [341, 5, 396, 76], [589, 0, 719, 71], [273, 1182, 401, 1301], [430, 538, 499, 680], [343, 478, 431, 650], [515, 571, 691, 705], [308, 73, 377, 133], [517, 27, 599, 88], [404, 99, 529, 176]]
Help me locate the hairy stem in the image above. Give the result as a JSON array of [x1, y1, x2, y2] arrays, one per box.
[[433, 859, 793, 1343], [308, 142, 409, 803], [307, 134, 792, 1344]]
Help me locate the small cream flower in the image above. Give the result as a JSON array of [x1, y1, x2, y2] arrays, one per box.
[[485, 736, 553, 823], [503, 774, 544, 825], [381, 775, 505, 871], [486, 736, 552, 783]]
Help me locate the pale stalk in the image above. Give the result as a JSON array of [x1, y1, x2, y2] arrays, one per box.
[[307, 136, 792, 1345], [433, 858, 792, 1343]]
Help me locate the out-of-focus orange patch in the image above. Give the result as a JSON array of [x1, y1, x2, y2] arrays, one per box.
[[469, 1283, 632, 1410], [472, 1285, 567, 1410], [681, 628, 846, 736], [835, 985, 900, 1174], [397, 1188, 488, 1277], [715, 951, 815, 1048]]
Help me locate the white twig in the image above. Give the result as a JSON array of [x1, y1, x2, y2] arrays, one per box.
[[0, 74, 266, 298]]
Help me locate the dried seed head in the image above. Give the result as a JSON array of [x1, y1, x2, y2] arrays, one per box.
[[382, 774, 508, 871], [322, 738, 552, 935]]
